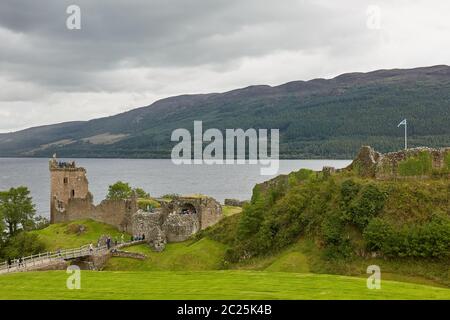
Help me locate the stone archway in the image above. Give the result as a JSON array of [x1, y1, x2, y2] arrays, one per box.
[[180, 203, 197, 215]]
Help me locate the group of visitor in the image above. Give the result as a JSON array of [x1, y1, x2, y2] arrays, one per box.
[[131, 234, 146, 241], [6, 257, 25, 270], [56, 161, 75, 168]]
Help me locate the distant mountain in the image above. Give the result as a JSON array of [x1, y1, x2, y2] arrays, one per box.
[[1, 65, 450, 159]]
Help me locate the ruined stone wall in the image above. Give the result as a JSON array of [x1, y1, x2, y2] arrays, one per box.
[[348, 146, 450, 179], [132, 210, 165, 241], [132, 208, 201, 243], [51, 196, 136, 233], [131, 196, 223, 248], [163, 196, 223, 230], [198, 197, 223, 229], [162, 214, 200, 242]]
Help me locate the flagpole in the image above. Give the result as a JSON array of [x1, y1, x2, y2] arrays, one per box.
[[398, 119, 408, 150], [404, 120, 407, 150]]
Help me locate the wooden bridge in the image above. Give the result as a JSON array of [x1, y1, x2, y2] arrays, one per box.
[[0, 240, 145, 275]]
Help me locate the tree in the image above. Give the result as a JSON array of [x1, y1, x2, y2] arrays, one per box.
[[0, 232, 45, 260], [106, 181, 133, 200], [134, 187, 150, 199], [0, 186, 36, 236]]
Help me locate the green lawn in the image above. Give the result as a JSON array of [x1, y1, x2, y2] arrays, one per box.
[[1, 270, 450, 300], [105, 238, 227, 271], [30, 219, 127, 251]]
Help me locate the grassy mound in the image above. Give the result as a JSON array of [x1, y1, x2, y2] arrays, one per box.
[[30, 219, 127, 251], [1, 270, 449, 300], [105, 238, 227, 271]]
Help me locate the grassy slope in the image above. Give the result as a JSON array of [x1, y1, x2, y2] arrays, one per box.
[[30, 219, 127, 251], [105, 238, 227, 271], [230, 239, 450, 288], [222, 205, 243, 217], [103, 234, 448, 288], [1, 270, 450, 300]]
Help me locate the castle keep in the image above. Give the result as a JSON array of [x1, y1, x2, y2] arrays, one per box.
[[49, 156, 223, 250]]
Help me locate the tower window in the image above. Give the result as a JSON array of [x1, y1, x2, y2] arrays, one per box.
[[71, 189, 75, 197], [63, 177, 68, 184]]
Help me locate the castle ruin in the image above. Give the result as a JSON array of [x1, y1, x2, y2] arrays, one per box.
[[347, 146, 450, 179], [49, 156, 223, 250]]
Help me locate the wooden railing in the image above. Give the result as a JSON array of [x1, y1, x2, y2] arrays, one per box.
[[0, 240, 144, 274]]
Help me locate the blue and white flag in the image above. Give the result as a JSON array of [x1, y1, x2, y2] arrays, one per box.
[[397, 119, 407, 127]]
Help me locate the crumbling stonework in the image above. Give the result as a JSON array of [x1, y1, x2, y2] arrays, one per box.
[[49, 157, 136, 233], [132, 195, 222, 251], [348, 146, 450, 179], [162, 213, 200, 242], [50, 156, 223, 251], [49, 157, 89, 223], [161, 196, 222, 230]]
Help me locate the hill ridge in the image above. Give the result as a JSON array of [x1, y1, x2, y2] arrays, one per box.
[[1, 65, 450, 158]]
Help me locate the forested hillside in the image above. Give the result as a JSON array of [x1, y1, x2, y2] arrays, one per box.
[[1, 65, 449, 159]]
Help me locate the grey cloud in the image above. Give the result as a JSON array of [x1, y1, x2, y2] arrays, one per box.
[[0, 0, 449, 132], [0, 0, 377, 90]]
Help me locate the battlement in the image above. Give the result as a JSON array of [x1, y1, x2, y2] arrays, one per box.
[[49, 157, 85, 172], [348, 146, 450, 179]]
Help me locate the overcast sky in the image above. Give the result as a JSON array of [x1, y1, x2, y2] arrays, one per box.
[[1, 0, 449, 132]]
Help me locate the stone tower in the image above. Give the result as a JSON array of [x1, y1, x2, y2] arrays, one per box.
[[49, 155, 89, 223]]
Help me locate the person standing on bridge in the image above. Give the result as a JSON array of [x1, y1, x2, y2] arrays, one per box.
[[89, 243, 94, 253]]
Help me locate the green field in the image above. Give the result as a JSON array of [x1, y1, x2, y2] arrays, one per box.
[[1, 270, 450, 300], [5, 218, 448, 300]]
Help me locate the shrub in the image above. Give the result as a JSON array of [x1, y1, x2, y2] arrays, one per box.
[[363, 218, 393, 251], [134, 188, 150, 199], [322, 239, 354, 260], [137, 198, 161, 211], [340, 179, 360, 205], [445, 151, 450, 171], [321, 213, 344, 245], [161, 193, 181, 200], [398, 151, 433, 176], [364, 216, 450, 258], [347, 184, 386, 229]]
